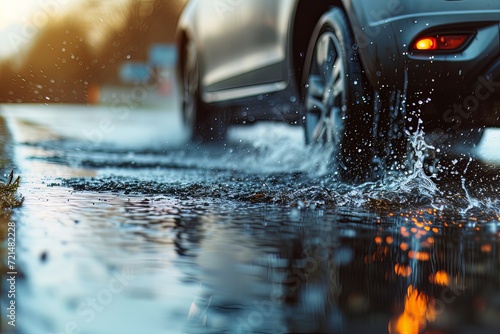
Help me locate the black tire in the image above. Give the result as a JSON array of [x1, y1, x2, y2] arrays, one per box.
[[182, 40, 226, 142], [302, 8, 374, 182], [373, 86, 415, 173]]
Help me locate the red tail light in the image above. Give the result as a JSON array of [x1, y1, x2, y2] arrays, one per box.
[[413, 34, 472, 51]]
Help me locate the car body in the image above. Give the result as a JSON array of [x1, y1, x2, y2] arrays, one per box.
[[176, 0, 500, 180]]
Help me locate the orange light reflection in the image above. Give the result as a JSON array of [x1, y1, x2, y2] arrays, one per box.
[[394, 264, 412, 278], [389, 286, 436, 334], [429, 270, 450, 287], [408, 251, 430, 261], [481, 244, 492, 253]]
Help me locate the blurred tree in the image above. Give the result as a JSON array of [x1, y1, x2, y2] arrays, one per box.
[[0, 18, 94, 103], [0, 0, 187, 103]]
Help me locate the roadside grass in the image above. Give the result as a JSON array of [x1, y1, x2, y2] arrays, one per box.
[[0, 171, 23, 211], [0, 171, 23, 275], [0, 114, 23, 334], [0, 111, 23, 276]]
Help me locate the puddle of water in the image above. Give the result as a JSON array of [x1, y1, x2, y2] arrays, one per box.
[[14, 142, 500, 334], [3, 105, 500, 333], [16, 181, 206, 334], [14, 181, 500, 334]]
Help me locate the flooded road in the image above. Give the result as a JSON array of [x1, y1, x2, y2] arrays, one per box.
[[1, 104, 500, 334]]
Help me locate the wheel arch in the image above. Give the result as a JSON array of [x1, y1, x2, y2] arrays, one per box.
[[176, 24, 205, 101], [176, 28, 189, 88], [290, 0, 354, 97], [175, 1, 199, 91]]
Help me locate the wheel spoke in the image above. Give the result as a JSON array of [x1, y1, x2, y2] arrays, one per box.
[[315, 35, 329, 69], [331, 106, 343, 144], [312, 118, 328, 142], [308, 75, 325, 98], [323, 56, 343, 104], [307, 95, 328, 115], [331, 74, 344, 101], [317, 36, 335, 80], [332, 57, 342, 82]]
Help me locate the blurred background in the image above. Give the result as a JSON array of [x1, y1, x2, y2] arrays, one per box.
[[0, 0, 187, 104]]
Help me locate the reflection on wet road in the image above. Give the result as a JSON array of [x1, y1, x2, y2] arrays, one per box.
[[1, 104, 500, 334]]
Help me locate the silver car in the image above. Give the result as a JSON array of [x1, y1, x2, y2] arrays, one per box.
[[176, 0, 500, 180]]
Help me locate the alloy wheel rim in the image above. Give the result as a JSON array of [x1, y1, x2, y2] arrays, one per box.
[[305, 31, 347, 147]]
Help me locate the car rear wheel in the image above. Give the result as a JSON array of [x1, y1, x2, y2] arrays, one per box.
[[303, 8, 374, 182], [182, 40, 226, 142]]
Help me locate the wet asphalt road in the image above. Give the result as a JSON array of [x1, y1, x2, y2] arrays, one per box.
[[1, 103, 500, 334]]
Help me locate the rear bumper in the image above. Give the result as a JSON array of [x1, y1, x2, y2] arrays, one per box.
[[351, 3, 500, 92], [407, 23, 500, 101], [350, 2, 500, 127], [426, 58, 500, 129]]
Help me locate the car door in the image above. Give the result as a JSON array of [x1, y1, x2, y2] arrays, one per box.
[[193, 0, 295, 101]]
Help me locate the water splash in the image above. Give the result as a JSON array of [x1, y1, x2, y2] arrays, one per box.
[[459, 158, 483, 215], [398, 120, 439, 198], [44, 110, 497, 217], [269, 116, 498, 216], [326, 120, 441, 209]]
